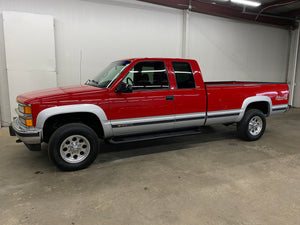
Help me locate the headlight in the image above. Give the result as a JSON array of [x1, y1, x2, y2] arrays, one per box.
[[17, 102, 33, 127], [18, 104, 32, 114]]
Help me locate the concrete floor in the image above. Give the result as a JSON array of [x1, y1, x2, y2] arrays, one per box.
[[0, 109, 300, 225]]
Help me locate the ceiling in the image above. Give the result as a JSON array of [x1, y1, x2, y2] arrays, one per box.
[[138, 0, 300, 29]]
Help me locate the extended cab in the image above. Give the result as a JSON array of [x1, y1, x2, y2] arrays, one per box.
[[9, 58, 290, 171]]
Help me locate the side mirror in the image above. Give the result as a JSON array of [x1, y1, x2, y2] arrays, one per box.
[[115, 82, 133, 93]]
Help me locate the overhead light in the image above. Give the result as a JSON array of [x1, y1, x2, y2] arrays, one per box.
[[231, 0, 261, 7]]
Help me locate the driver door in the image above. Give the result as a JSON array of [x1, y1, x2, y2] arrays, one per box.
[[109, 60, 175, 136]]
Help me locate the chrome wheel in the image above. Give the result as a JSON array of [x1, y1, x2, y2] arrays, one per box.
[[248, 116, 263, 136], [59, 135, 90, 164]]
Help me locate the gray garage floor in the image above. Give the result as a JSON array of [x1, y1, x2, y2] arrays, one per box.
[[0, 109, 300, 225]]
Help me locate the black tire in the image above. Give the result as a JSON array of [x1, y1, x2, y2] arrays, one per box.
[[237, 109, 266, 141], [25, 144, 41, 151], [48, 123, 99, 171]]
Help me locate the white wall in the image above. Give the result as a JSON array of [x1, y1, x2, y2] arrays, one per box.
[[189, 12, 290, 82], [294, 65, 300, 107], [293, 35, 300, 107], [0, 0, 292, 125], [0, 14, 10, 126], [3, 11, 57, 118], [286, 29, 298, 106], [283, 24, 300, 107], [0, 0, 183, 126]]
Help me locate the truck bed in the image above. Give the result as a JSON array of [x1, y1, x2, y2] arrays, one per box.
[[205, 81, 285, 86], [205, 81, 289, 124], [205, 81, 289, 115]]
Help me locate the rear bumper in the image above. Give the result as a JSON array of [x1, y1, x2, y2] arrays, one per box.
[[10, 118, 42, 144]]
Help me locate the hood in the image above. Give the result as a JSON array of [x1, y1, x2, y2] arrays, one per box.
[[17, 85, 108, 105]]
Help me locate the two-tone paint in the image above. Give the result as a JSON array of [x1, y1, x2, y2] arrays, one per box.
[[13, 58, 289, 144]]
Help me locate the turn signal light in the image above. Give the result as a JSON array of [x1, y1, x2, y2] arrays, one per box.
[[24, 106, 32, 114], [25, 119, 33, 127]]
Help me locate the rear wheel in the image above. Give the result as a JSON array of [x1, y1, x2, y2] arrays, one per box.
[[48, 123, 99, 171], [237, 109, 266, 141]]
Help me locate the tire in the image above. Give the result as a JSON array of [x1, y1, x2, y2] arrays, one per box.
[[48, 123, 99, 171], [25, 144, 41, 151], [237, 109, 266, 141]]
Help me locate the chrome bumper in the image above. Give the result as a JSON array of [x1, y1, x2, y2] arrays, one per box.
[[10, 118, 42, 144]]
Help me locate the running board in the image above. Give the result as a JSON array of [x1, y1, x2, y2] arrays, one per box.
[[107, 128, 203, 144]]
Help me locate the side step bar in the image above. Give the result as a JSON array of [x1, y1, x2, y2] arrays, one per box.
[[107, 128, 203, 144]]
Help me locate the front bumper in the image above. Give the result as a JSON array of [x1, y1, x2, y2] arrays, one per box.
[[9, 118, 42, 144]]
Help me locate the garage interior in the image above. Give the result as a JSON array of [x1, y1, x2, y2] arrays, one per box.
[[0, 0, 300, 224]]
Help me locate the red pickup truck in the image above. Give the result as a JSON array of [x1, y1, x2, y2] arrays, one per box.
[[10, 58, 289, 171]]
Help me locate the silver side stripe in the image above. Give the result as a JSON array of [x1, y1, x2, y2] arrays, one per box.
[[175, 112, 206, 121], [272, 104, 288, 111], [207, 109, 241, 118], [111, 112, 206, 128], [205, 109, 241, 125], [111, 115, 174, 128], [111, 110, 241, 128]]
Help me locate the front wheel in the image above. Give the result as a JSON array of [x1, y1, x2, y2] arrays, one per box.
[[48, 123, 99, 171], [237, 109, 266, 141]]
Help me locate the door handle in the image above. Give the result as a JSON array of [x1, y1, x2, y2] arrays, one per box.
[[166, 95, 174, 101]]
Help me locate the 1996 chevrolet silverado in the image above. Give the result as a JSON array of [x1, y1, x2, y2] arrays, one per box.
[[9, 58, 290, 171]]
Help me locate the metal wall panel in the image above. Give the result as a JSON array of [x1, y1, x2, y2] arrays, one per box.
[[2, 11, 57, 119]]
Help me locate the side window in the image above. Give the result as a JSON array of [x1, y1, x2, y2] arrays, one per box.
[[123, 61, 169, 91], [172, 62, 195, 89]]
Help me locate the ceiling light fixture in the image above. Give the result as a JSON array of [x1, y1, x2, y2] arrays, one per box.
[[231, 0, 261, 7]]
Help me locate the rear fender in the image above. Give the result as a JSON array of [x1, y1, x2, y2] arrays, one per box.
[[237, 96, 272, 122]]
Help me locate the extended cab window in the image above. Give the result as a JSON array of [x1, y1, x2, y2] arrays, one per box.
[[123, 61, 169, 91], [172, 62, 195, 89]]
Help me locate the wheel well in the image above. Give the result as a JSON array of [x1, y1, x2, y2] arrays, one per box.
[[42, 112, 104, 143], [246, 101, 269, 115]]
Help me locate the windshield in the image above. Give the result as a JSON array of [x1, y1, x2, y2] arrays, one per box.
[[86, 60, 131, 88]]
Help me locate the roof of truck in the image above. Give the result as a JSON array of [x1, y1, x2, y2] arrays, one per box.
[[119, 57, 195, 61]]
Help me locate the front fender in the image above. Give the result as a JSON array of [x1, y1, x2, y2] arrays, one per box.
[[36, 104, 113, 138]]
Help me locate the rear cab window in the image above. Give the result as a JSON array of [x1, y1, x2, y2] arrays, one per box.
[[122, 61, 169, 91], [171, 61, 195, 89]]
